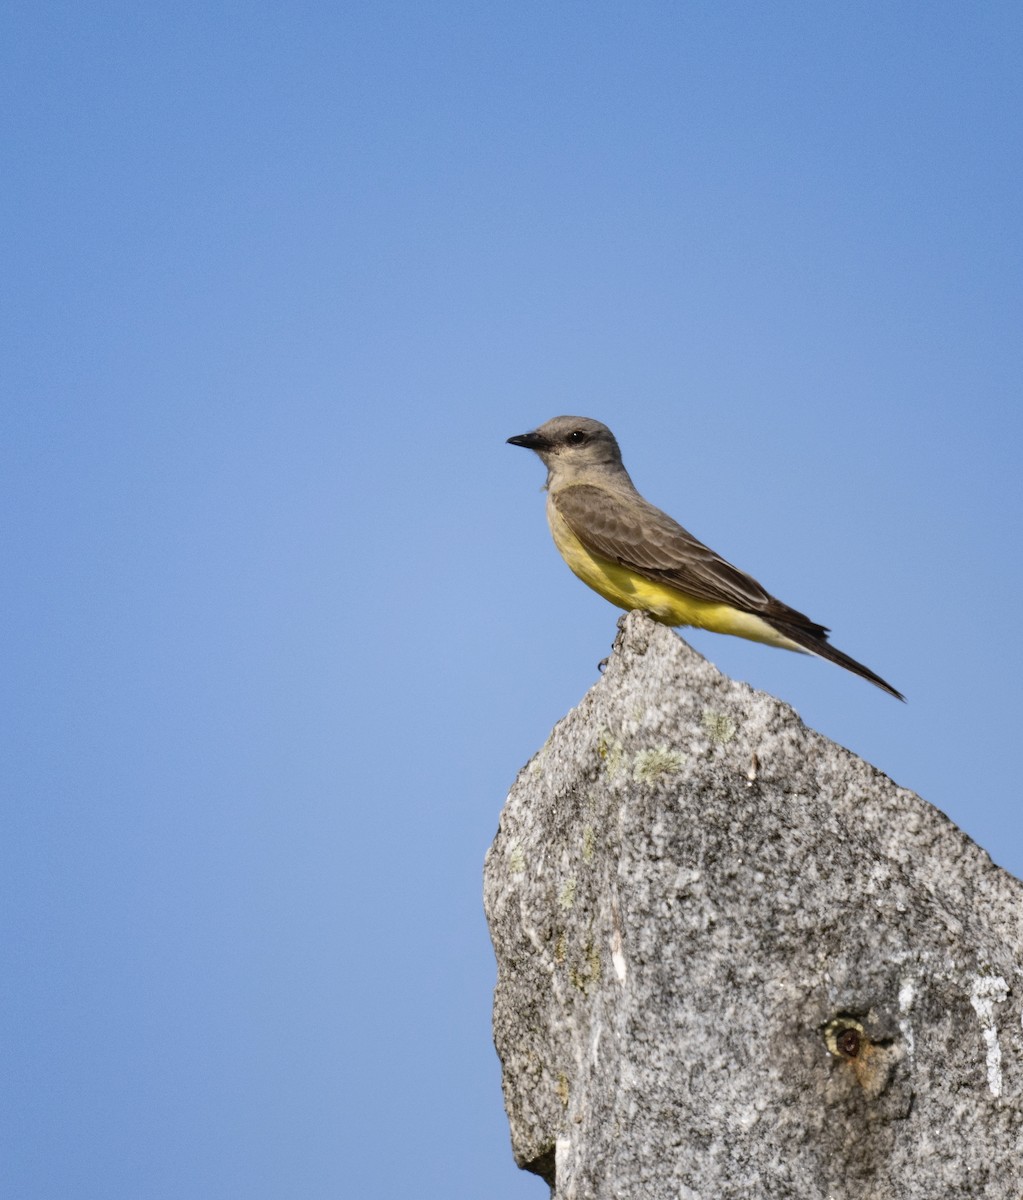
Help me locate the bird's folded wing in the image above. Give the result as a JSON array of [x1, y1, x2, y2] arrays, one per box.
[[551, 484, 827, 636]]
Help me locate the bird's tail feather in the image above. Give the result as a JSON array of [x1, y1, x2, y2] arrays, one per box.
[[767, 619, 905, 701]]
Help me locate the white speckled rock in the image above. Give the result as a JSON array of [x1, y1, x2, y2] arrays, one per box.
[[484, 612, 1023, 1198]]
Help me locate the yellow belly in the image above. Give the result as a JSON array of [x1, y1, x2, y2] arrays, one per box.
[[547, 504, 802, 652]]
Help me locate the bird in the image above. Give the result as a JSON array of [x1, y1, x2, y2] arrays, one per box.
[[507, 415, 903, 700]]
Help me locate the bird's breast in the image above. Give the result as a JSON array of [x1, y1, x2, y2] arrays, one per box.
[[546, 498, 695, 622]]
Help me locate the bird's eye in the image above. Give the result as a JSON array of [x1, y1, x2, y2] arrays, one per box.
[[567, 430, 587, 444]]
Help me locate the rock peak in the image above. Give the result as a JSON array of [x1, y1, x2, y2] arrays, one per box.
[[485, 613, 1023, 1197]]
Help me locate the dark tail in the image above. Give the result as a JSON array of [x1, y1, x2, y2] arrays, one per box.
[[767, 614, 905, 701]]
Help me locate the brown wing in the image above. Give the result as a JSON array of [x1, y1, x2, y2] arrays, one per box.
[[551, 484, 904, 700], [551, 484, 829, 638]]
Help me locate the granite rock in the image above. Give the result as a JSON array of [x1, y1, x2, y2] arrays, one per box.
[[484, 613, 1023, 1198]]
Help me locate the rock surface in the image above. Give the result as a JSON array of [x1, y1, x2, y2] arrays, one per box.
[[484, 613, 1023, 1198]]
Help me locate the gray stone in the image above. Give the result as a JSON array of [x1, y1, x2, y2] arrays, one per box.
[[484, 612, 1023, 1198]]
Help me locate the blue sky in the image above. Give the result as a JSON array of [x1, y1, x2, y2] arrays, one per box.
[[3, 3, 1021, 1196]]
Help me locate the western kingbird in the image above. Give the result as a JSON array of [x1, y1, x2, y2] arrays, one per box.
[[508, 415, 903, 700]]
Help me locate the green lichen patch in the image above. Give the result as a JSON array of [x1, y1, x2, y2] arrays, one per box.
[[702, 709, 737, 744], [569, 940, 602, 994], [597, 730, 624, 778], [582, 825, 596, 863], [633, 746, 686, 782]]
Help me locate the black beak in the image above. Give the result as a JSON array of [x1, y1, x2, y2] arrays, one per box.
[[507, 431, 548, 450]]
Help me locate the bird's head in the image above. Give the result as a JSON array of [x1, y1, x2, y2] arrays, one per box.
[[507, 416, 624, 477]]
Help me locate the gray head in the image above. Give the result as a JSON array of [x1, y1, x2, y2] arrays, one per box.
[[507, 416, 625, 477]]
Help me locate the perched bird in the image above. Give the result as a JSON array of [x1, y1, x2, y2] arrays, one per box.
[[508, 415, 903, 700]]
